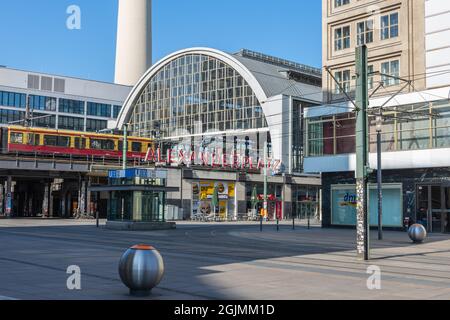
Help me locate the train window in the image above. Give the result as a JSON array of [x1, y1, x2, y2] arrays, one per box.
[[131, 142, 142, 152], [90, 139, 115, 150], [74, 137, 86, 149], [44, 135, 57, 146], [10, 132, 23, 144], [27, 134, 40, 146], [57, 136, 70, 147], [118, 140, 123, 151]]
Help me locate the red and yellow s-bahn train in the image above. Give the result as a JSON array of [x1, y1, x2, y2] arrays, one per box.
[[0, 125, 155, 160]]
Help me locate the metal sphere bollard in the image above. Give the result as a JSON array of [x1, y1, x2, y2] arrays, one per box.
[[118, 244, 164, 296], [408, 224, 427, 243]]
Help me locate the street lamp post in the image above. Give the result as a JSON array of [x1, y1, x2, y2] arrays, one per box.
[[376, 112, 383, 240]]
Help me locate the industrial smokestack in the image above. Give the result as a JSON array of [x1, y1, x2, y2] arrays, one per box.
[[115, 0, 152, 86]]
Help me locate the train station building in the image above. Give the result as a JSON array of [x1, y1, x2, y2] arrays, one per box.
[[115, 48, 323, 220], [0, 48, 323, 221]]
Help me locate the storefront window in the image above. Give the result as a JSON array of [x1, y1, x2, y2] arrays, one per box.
[[292, 186, 319, 220], [192, 181, 235, 221], [331, 184, 402, 227]]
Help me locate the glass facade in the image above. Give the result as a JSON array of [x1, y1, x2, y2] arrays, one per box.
[[113, 105, 122, 119], [128, 54, 268, 138], [59, 98, 85, 115], [107, 175, 167, 222], [0, 91, 26, 108], [0, 109, 24, 124], [306, 99, 450, 156], [86, 118, 107, 132], [29, 95, 57, 111], [109, 191, 166, 222], [245, 182, 282, 220], [292, 100, 314, 173], [58, 116, 84, 131], [127, 53, 270, 166], [0, 89, 119, 132], [87, 102, 111, 117], [33, 113, 56, 128], [292, 185, 320, 220]]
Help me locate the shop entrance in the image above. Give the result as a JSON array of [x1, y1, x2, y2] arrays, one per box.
[[416, 184, 450, 233]]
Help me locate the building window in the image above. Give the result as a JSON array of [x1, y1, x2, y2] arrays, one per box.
[[381, 60, 400, 86], [334, 0, 350, 8], [368, 65, 374, 90], [381, 13, 399, 40], [334, 26, 350, 51], [86, 119, 107, 132], [29, 95, 57, 111], [87, 102, 111, 117], [33, 113, 56, 128], [113, 105, 122, 119], [0, 109, 24, 124], [0, 90, 26, 108], [357, 20, 373, 46], [59, 99, 85, 115], [58, 116, 85, 131], [334, 70, 351, 94]]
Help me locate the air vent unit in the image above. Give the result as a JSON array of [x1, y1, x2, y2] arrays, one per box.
[[27, 74, 40, 90]]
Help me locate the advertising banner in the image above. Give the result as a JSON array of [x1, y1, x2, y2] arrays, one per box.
[[331, 185, 402, 227]]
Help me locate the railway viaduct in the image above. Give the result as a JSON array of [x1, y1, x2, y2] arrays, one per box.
[[0, 154, 124, 218]]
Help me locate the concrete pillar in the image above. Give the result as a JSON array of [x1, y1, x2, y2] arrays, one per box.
[[60, 191, 66, 218], [181, 173, 192, 220], [86, 177, 92, 216], [23, 191, 28, 217], [77, 180, 86, 215], [0, 182, 4, 215], [49, 183, 54, 218], [28, 195, 33, 217], [282, 183, 293, 220], [235, 182, 246, 220], [42, 182, 49, 217], [5, 176, 12, 217]]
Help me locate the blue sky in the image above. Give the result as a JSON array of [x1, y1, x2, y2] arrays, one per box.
[[0, 0, 322, 82]]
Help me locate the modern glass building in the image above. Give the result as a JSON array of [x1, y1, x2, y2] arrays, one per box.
[[304, 88, 450, 233], [0, 67, 131, 132], [117, 48, 322, 175], [116, 48, 323, 220]]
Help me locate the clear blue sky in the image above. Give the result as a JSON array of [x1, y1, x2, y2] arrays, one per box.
[[0, 0, 322, 83]]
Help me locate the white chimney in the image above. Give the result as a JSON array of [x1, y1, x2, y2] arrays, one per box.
[[115, 0, 152, 86]]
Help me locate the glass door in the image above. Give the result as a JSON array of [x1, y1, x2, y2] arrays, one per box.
[[431, 186, 443, 233], [417, 185, 446, 233], [444, 187, 450, 233]]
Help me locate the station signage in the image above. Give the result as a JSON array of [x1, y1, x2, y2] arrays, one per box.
[[144, 147, 283, 172], [108, 168, 168, 180]]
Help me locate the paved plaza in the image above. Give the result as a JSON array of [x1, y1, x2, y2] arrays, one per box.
[[0, 218, 449, 300]]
